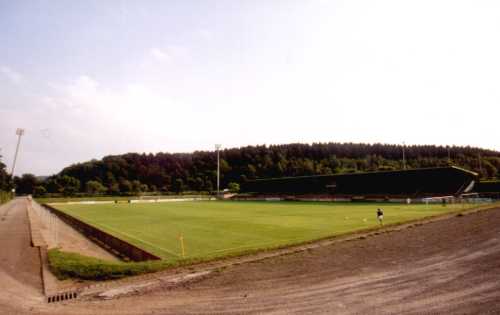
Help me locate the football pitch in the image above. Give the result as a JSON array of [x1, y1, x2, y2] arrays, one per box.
[[53, 201, 472, 262]]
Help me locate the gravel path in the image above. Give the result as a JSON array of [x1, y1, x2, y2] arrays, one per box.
[[0, 198, 44, 313]]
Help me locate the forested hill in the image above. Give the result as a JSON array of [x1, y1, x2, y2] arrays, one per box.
[[43, 142, 500, 195]]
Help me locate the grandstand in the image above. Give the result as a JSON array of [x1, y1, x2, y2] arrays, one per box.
[[240, 166, 478, 200], [474, 180, 500, 199]]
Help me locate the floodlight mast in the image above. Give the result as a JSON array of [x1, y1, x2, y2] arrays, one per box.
[[215, 144, 222, 197], [11, 128, 25, 176]]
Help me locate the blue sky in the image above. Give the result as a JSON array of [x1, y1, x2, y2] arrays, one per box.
[[1, 0, 499, 176]]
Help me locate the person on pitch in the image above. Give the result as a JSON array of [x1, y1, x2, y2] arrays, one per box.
[[376, 208, 384, 226]]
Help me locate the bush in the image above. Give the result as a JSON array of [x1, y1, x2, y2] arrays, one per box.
[[227, 182, 240, 193], [0, 191, 11, 205], [85, 180, 107, 195], [34, 185, 47, 197]]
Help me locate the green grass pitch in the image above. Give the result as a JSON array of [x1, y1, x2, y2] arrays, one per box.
[[53, 201, 472, 262]]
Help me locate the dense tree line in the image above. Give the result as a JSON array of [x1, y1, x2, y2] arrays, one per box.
[[0, 155, 13, 203], [13, 142, 500, 196], [0, 155, 11, 191]]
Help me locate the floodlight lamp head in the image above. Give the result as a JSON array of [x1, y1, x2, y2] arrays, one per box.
[[16, 128, 25, 136], [215, 144, 222, 150]]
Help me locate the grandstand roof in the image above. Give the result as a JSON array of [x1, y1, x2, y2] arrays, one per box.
[[248, 166, 478, 182]]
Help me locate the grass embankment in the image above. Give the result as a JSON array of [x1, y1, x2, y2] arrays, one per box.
[[48, 248, 176, 280]]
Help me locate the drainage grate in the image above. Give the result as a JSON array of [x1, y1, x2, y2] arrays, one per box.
[[47, 291, 78, 303]]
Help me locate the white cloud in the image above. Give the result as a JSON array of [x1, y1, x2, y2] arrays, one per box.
[[196, 29, 213, 41], [66, 76, 99, 105], [40, 75, 199, 145], [150, 48, 172, 62], [43, 76, 99, 110], [148, 46, 190, 65], [0, 66, 22, 84], [0, 75, 195, 174], [166, 45, 189, 59]]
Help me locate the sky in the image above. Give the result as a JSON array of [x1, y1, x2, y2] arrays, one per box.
[[1, 0, 499, 176]]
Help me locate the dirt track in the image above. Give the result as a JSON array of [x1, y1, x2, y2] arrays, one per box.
[[0, 199, 44, 313], [1, 199, 500, 314]]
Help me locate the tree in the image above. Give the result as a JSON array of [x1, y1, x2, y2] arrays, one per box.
[[227, 182, 240, 193], [482, 160, 497, 179], [58, 175, 80, 196], [85, 180, 107, 195], [119, 179, 132, 194], [108, 183, 120, 195], [240, 174, 248, 183], [33, 185, 47, 197], [131, 180, 143, 195], [44, 177, 62, 194], [0, 155, 11, 191], [173, 178, 185, 193], [247, 164, 257, 179], [204, 179, 213, 192], [14, 174, 38, 195]]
